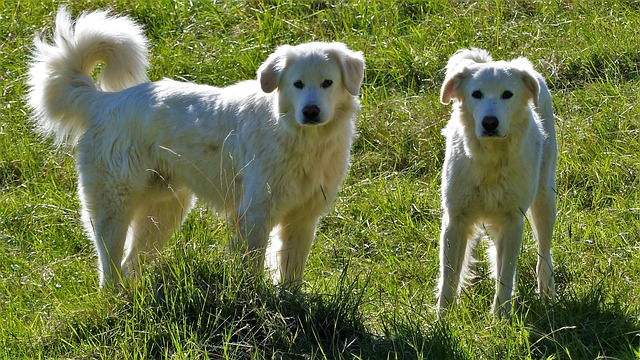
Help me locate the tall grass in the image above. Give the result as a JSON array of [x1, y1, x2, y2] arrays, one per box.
[[1, 0, 639, 358]]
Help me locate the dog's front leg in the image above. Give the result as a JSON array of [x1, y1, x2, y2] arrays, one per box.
[[270, 214, 318, 286], [436, 217, 469, 315], [491, 217, 524, 317], [230, 208, 271, 274]]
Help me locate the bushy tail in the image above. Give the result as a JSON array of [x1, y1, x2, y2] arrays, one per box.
[[26, 7, 149, 146]]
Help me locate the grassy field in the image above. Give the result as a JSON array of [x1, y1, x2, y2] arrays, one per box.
[[1, 0, 639, 358]]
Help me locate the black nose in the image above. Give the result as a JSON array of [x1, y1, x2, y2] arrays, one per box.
[[482, 116, 499, 132], [302, 105, 320, 122]]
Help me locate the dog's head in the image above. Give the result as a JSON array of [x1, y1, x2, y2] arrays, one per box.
[[258, 42, 364, 126], [440, 49, 539, 139]]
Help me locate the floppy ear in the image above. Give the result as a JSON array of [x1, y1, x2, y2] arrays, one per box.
[[257, 45, 292, 93], [519, 70, 540, 107], [328, 44, 365, 96], [440, 70, 466, 104]]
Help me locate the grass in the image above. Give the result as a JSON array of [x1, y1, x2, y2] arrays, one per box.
[[1, 0, 639, 358]]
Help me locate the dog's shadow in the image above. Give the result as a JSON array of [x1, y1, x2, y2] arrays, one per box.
[[33, 252, 639, 359], [517, 273, 640, 359], [36, 253, 461, 359]]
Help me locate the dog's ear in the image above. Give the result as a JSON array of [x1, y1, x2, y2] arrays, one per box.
[[520, 71, 540, 107], [510, 58, 540, 107], [258, 45, 292, 93], [327, 43, 365, 96], [441, 49, 490, 104], [440, 70, 467, 104]]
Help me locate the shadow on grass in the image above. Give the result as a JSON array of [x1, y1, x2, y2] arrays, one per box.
[[31, 253, 640, 359], [34, 251, 468, 359], [521, 282, 640, 359], [550, 50, 640, 90]]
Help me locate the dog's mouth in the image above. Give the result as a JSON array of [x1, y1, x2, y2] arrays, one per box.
[[301, 118, 324, 125], [481, 131, 502, 138], [479, 132, 508, 140]]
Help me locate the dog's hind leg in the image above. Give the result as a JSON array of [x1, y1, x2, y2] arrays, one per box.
[[528, 186, 556, 301], [78, 178, 133, 289], [121, 188, 194, 278]]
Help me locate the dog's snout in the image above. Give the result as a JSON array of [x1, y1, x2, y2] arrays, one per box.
[[482, 116, 499, 132], [302, 105, 320, 123]]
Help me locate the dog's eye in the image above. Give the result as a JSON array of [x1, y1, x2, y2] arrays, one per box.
[[501, 91, 513, 99], [471, 90, 483, 99], [294, 80, 304, 89], [322, 79, 333, 89]]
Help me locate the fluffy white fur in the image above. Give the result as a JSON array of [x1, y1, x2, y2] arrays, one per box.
[[437, 48, 557, 317], [27, 8, 364, 288]]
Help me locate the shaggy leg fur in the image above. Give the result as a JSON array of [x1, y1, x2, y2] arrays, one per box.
[[437, 216, 473, 313], [121, 189, 194, 277], [528, 187, 556, 300], [270, 215, 318, 285], [490, 218, 525, 316]]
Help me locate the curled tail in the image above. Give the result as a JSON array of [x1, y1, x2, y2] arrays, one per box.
[[27, 7, 149, 146]]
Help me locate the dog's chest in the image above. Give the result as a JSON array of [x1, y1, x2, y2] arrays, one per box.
[[284, 144, 346, 198], [469, 156, 536, 210]]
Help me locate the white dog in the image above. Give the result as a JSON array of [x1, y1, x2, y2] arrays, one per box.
[[27, 8, 364, 288], [437, 48, 557, 316]]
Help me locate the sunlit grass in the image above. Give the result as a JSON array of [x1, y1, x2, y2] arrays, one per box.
[[1, 0, 639, 358]]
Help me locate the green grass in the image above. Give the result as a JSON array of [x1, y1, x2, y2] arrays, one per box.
[[2, 0, 639, 358]]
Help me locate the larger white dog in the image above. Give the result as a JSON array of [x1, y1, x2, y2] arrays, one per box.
[[437, 48, 557, 316], [27, 8, 364, 288]]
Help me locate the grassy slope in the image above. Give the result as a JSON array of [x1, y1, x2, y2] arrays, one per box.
[[1, 0, 639, 358]]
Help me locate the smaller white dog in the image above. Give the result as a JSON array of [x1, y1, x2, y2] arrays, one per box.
[[437, 48, 557, 316], [27, 8, 364, 288]]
